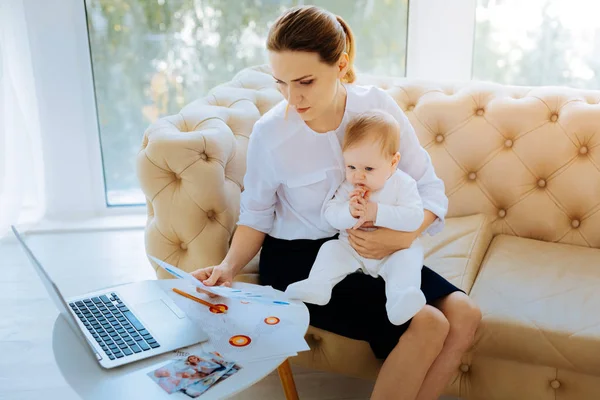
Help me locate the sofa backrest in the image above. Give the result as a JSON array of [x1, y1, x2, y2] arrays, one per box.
[[139, 65, 600, 274], [360, 74, 600, 249]]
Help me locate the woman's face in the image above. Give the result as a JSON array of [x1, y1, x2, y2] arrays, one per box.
[[269, 50, 348, 122]]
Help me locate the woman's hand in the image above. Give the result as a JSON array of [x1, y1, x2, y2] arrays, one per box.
[[191, 262, 235, 297], [346, 226, 418, 259], [347, 210, 437, 259]]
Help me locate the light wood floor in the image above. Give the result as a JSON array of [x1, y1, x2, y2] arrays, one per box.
[[0, 229, 456, 400]]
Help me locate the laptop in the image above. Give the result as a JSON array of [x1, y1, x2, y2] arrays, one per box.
[[12, 226, 209, 369]]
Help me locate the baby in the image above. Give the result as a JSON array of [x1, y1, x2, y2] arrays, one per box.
[[153, 367, 185, 394], [285, 109, 426, 325]]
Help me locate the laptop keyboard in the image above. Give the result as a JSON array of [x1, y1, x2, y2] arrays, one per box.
[[69, 292, 160, 361]]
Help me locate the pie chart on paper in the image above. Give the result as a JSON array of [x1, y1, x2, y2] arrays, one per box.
[[229, 335, 252, 347]]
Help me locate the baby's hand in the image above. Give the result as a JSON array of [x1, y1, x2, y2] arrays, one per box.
[[366, 202, 378, 223], [349, 186, 369, 200], [349, 195, 366, 218], [352, 202, 378, 230], [349, 188, 364, 199]]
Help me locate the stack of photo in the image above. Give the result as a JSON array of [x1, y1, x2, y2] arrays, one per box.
[[148, 351, 241, 398]]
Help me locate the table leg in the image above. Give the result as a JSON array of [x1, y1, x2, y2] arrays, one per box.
[[277, 359, 299, 400]]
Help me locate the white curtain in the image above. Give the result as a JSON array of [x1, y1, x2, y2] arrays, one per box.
[[0, 0, 45, 238]]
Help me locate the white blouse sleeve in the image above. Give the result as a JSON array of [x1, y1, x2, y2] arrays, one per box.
[[237, 122, 279, 234], [378, 90, 448, 235]]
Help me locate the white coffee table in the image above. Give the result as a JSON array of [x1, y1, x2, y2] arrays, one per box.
[[52, 280, 310, 399]]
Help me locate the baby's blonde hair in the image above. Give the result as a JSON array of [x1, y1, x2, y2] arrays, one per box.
[[342, 109, 400, 157]]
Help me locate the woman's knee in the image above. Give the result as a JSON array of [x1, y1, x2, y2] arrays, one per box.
[[408, 305, 450, 347], [439, 292, 482, 350], [443, 293, 482, 332]]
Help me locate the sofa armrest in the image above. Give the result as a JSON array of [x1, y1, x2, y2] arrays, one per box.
[[136, 67, 283, 278]]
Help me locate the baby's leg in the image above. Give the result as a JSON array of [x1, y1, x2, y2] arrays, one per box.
[[378, 241, 426, 325], [285, 240, 362, 305]]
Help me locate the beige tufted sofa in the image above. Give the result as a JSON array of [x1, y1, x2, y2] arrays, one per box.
[[137, 64, 600, 400]]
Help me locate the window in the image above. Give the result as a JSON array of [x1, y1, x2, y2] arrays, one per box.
[[84, 0, 409, 206], [473, 0, 600, 88]]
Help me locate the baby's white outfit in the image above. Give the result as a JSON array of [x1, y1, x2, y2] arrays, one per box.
[[285, 169, 427, 326]]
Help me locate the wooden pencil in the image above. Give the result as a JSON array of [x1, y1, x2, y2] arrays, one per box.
[[172, 287, 214, 309]]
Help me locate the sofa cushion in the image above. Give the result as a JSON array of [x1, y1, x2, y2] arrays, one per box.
[[421, 213, 492, 293], [470, 234, 600, 375]]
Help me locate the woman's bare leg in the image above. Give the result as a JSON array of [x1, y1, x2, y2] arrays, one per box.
[[371, 305, 450, 400], [415, 292, 482, 400]]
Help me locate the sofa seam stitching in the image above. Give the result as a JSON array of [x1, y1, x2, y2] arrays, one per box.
[[460, 215, 486, 290]]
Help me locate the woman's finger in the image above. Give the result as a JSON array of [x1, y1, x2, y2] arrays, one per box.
[[203, 268, 222, 286], [349, 235, 367, 254], [349, 227, 368, 241], [195, 287, 218, 298], [191, 267, 212, 281], [347, 229, 367, 245]]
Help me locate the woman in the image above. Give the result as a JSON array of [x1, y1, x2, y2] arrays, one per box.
[[191, 5, 482, 400]]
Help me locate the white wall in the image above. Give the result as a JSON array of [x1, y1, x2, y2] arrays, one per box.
[[407, 0, 476, 81]]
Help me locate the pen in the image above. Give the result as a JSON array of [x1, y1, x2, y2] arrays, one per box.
[[172, 288, 228, 313]]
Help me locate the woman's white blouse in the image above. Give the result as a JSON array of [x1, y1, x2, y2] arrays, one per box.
[[237, 84, 448, 241]]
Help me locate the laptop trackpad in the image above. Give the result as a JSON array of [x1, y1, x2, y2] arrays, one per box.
[[135, 299, 180, 330]]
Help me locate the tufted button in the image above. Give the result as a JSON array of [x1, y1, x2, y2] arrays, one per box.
[[180, 242, 188, 250], [407, 104, 415, 111], [435, 134, 444, 143], [468, 172, 477, 180], [537, 179, 546, 188], [550, 113, 559, 122], [580, 146, 589, 155], [550, 379, 561, 389], [174, 173, 181, 180], [498, 209, 507, 218], [460, 364, 470, 373], [571, 219, 580, 228], [200, 153, 208, 161], [312, 335, 321, 342], [504, 139, 514, 148], [207, 210, 215, 219], [476, 108, 484, 116]]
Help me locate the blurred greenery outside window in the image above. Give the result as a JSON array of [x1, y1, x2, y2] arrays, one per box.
[[85, 0, 409, 206], [473, 0, 600, 88]]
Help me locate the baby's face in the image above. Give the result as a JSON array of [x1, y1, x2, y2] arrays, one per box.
[[343, 140, 396, 192]]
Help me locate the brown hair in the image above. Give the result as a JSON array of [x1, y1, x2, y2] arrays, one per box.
[[343, 110, 401, 157], [266, 6, 356, 83]]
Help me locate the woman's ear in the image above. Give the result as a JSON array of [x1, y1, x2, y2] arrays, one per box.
[[391, 152, 401, 169], [337, 53, 349, 79]]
